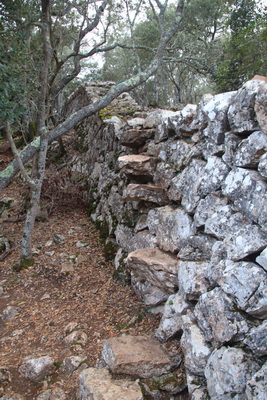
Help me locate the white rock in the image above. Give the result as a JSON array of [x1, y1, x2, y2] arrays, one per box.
[[19, 356, 55, 382], [205, 347, 260, 398]]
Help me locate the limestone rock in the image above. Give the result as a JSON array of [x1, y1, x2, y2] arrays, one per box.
[[233, 131, 267, 167], [254, 78, 267, 134], [178, 261, 211, 300], [186, 372, 209, 400], [126, 248, 179, 305], [155, 292, 191, 341], [204, 347, 260, 398], [222, 167, 267, 228], [222, 132, 242, 166], [220, 261, 267, 318], [19, 356, 55, 382], [60, 355, 87, 374], [147, 206, 195, 252], [256, 247, 267, 270], [194, 288, 250, 346], [154, 161, 176, 190], [121, 128, 154, 148], [102, 335, 172, 378], [79, 367, 143, 400], [181, 313, 212, 376], [123, 184, 169, 205], [258, 152, 267, 178], [223, 223, 266, 261], [130, 274, 171, 306], [1, 306, 19, 322], [244, 320, 267, 356], [128, 230, 157, 252], [194, 193, 228, 228], [1, 395, 25, 400], [144, 109, 176, 130], [169, 159, 205, 210], [245, 362, 267, 400], [63, 330, 88, 346], [36, 388, 66, 400], [228, 79, 264, 133], [201, 91, 236, 144], [170, 157, 229, 212], [177, 234, 217, 261], [118, 154, 157, 181], [154, 110, 181, 142]]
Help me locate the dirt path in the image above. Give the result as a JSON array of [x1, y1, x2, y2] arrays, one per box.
[[0, 181, 162, 399]]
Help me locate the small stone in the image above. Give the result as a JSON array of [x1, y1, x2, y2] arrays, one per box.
[[63, 331, 88, 346], [53, 234, 65, 244], [60, 262, 74, 273], [76, 241, 89, 248], [36, 388, 66, 400], [45, 240, 53, 247], [79, 367, 143, 400], [19, 356, 55, 382], [64, 322, 79, 335], [1, 306, 19, 322], [60, 355, 87, 374]]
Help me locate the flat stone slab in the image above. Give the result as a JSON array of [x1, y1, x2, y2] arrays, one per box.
[[123, 184, 169, 205], [80, 367, 143, 400], [118, 155, 157, 179], [102, 335, 172, 378]]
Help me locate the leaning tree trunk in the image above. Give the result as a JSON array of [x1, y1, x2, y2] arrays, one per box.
[[20, 0, 52, 263]]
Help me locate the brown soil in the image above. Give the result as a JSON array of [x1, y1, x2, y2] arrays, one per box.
[[0, 142, 188, 400]]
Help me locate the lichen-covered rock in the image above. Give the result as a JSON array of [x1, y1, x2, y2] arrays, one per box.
[[147, 206, 195, 252], [244, 320, 267, 356], [194, 288, 250, 346], [201, 91, 236, 144], [228, 79, 264, 133], [177, 234, 217, 261], [102, 335, 171, 378], [245, 362, 267, 400], [186, 372, 209, 400], [222, 132, 242, 166], [128, 230, 157, 252], [79, 367, 143, 400], [258, 152, 267, 178], [181, 313, 212, 376], [194, 193, 228, 228], [204, 347, 260, 399], [178, 261, 211, 300], [222, 167, 267, 228], [224, 226, 266, 261], [233, 130, 267, 167], [170, 157, 229, 213], [169, 159, 205, 211], [220, 261, 267, 318], [19, 356, 55, 382], [155, 292, 191, 341]]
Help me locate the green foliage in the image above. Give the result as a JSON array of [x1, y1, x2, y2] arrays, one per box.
[[215, 0, 267, 91]]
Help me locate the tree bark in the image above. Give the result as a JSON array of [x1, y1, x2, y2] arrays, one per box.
[[0, 0, 187, 197]]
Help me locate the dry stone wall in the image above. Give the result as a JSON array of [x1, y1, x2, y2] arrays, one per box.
[[69, 78, 267, 399]]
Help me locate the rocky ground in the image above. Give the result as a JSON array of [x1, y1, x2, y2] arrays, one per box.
[[0, 143, 188, 399]]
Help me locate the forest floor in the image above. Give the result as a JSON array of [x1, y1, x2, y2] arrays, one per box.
[[0, 140, 187, 400]]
